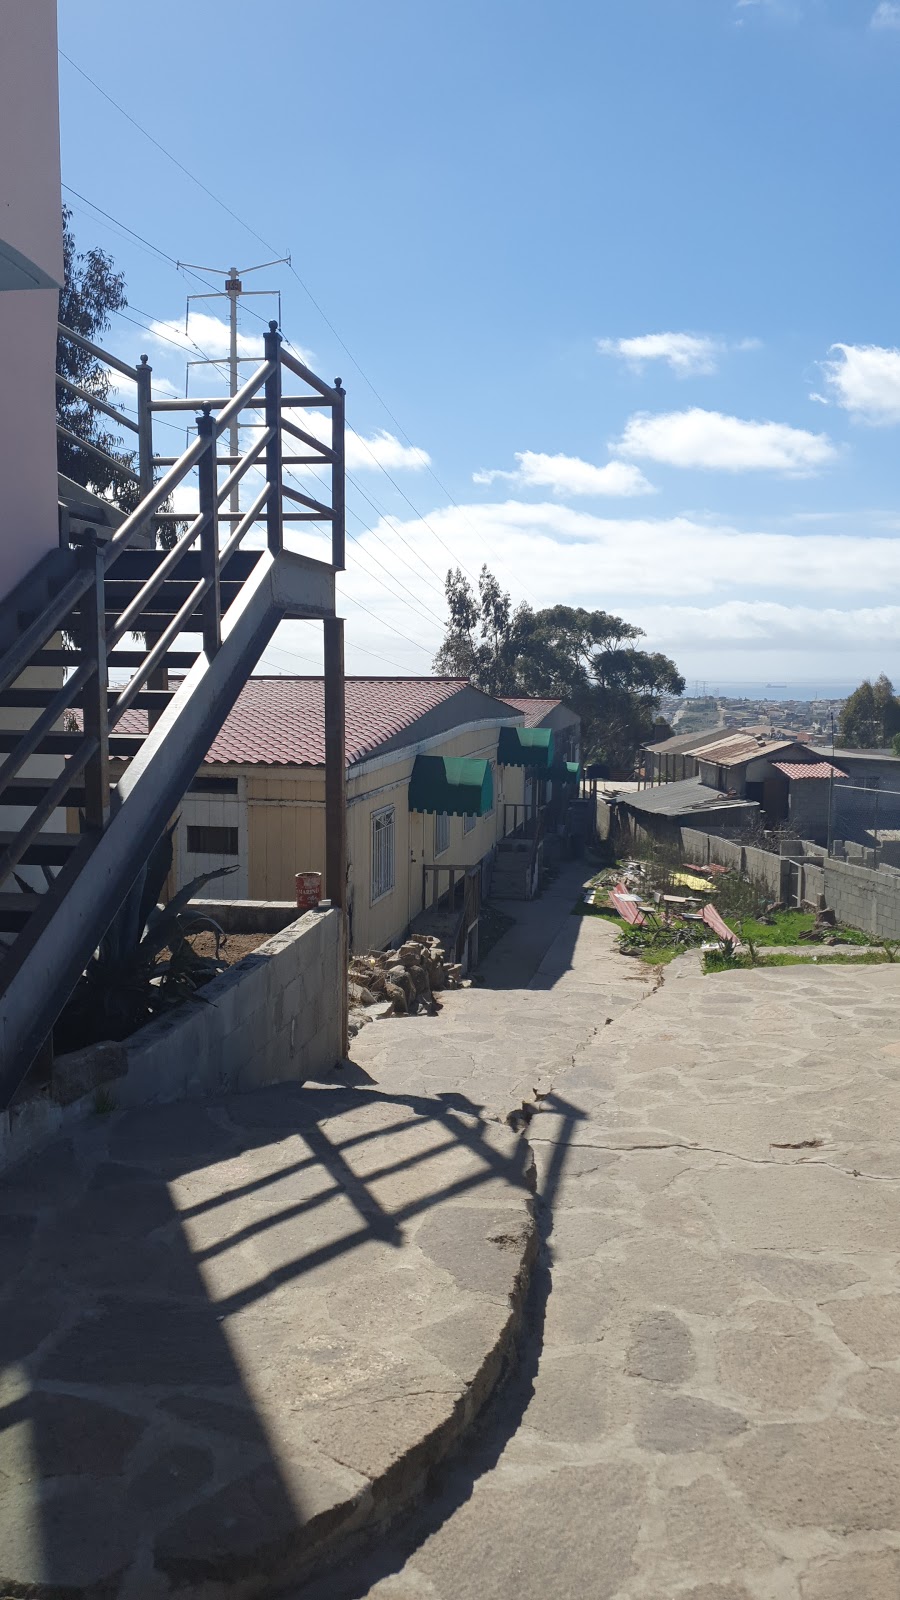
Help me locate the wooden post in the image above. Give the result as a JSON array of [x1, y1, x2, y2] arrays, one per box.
[[324, 617, 348, 1055]]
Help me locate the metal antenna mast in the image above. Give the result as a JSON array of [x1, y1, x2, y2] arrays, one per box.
[[177, 257, 289, 519]]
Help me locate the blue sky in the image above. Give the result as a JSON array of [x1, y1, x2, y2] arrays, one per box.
[[58, 0, 900, 691]]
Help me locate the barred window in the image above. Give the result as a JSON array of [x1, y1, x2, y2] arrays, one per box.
[[371, 806, 395, 901], [434, 811, 450, 855], [186, 825, 239, 855]]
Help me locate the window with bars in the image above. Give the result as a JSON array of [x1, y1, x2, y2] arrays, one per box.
[[434, 811, 450, 855], [186, 825, 239, 855], [371, 806, 395, 901]]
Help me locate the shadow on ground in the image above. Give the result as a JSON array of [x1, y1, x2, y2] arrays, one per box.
[[0, 1079, 582, 1596]]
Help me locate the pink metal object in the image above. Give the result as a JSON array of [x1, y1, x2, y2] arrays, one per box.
[[701, 903, 732, 941], [611, 883, 646, 926]]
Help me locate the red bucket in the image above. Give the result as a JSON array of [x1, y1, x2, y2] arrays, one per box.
[[295, 871, 322, 910]]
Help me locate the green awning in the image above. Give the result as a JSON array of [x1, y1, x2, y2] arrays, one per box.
[[408, 755, 493, 817], [548, 760, 582, 786], [497, 726, 555, 769]]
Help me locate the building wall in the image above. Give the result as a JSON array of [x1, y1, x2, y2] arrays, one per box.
[[0, 0, 64, 601], [178, 726, 530, 954], [787, 779, 830, 843]]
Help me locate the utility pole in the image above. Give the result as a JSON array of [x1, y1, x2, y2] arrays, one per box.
[[176, 257, 289, 521]]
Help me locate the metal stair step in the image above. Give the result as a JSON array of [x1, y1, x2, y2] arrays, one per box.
[[0, 730, 143, 757], [0, 776, 88, 809], [32, 649, 199, 670], [106, 548, 261, 581], [0, 831, 80, 865], [0, 893, 43, 932], [0, 687, 175, 712]]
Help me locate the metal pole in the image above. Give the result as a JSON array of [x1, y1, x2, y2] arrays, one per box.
[[226, 269, 241, 522], [324, 616, 348, 1056], [78, 536, 110, 832], [135, 354, 154, 502], [196, 408, 221, 658], [263, 321, 283, 554], [827, 711, 835, 855], [331, 378, 346, 572]]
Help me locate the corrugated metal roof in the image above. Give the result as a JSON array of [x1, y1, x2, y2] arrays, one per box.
[[112, 677, 517, 767], [772, 760, 848, 780], [695, 733, 800, 767], [501, 696, 571, 727], [616, 777, 757, 819], [644, 728, 734, 756]]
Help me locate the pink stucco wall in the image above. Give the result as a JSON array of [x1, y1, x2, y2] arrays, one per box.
[[0, 0, 63, 602]]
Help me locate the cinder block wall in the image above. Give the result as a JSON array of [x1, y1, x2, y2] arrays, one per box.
[[1, 909, 343, 1173]]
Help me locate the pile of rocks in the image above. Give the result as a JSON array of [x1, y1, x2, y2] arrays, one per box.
[[348, 934, 464, 1037]]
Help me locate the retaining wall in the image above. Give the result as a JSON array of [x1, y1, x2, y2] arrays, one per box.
[[0, 907, 343, 1174]]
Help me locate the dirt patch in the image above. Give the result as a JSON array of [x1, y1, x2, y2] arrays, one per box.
[[188, 931, 271, 966]]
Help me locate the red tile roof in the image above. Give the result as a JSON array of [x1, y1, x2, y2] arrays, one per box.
[[114, 677, 507, 767], [502, 696, 567, 727], [772, 760, 848, 781]]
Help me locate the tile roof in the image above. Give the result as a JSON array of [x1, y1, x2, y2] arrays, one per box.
[[501, 697, 568, 727], [772, 760, 848, 781], [114, 677, 493, 767]]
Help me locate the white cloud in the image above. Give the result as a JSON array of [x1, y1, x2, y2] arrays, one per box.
[[265, 496, 900, 676], [634, 601, 900, 651], [596, 332, 758, 377], [473, 450, 655, 497], [871, 2, 900, 29], [819, 343, 900, 423], [613, 407, 837, 475], [346, 428, 430, 472], [146, 311, 315, 369]]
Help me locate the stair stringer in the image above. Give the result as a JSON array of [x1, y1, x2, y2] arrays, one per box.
[[0, 548, 335, 1091]]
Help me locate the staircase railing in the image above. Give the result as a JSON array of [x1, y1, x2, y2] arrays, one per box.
[[0, 321, 344, 891]]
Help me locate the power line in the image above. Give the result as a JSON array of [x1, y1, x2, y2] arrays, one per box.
[[62, 187, 451, 646], [59, 52, 280, 258], [58, 58, 538, 605]]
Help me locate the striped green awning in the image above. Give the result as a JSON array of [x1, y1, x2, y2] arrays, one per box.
[[497, 726, 555, 769], [408, 755, 493, 817]]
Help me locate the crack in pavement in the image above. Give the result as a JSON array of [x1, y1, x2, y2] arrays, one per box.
[[525, 1134, 900, 1183]]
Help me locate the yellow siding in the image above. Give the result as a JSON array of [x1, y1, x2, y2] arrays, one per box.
[[211, 728, 528, 950], [247, 771, 326, 901]]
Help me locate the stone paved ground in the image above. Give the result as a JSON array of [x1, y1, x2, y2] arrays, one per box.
[[311, 864, 900, 1600], [0, 1084, 538, 1596]]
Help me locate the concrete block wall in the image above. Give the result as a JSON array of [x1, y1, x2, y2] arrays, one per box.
[[0, 908, 343, 1174], [822, 858, 900, 940]]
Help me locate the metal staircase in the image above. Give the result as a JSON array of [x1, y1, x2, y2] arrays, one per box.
[[0, 320, 345, 1100]]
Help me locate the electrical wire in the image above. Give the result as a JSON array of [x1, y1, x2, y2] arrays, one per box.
[[58, 56, 537, 602]]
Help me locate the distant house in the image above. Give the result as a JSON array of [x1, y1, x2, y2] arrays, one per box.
[[642, 728, 732, 784], [107, 679, 581, 957], [502, 697, 581, 763]]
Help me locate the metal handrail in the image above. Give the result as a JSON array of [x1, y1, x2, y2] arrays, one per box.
[[57, 323, 140, 381], [0, 322, 342, 857], [56, 374, 141, 433]]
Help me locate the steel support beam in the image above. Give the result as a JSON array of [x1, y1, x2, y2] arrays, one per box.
[[324, 615, 348, 1056]]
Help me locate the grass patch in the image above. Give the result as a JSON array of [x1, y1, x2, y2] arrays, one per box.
[[704, 949, 891, 974], [723, 909, 874, 947]]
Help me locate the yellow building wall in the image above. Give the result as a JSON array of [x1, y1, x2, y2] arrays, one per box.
[[237, 726, 527, 952], [246, 771, 326, 902]]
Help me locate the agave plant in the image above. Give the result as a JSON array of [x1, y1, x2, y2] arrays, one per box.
[[54, 820, 237, 1052]]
